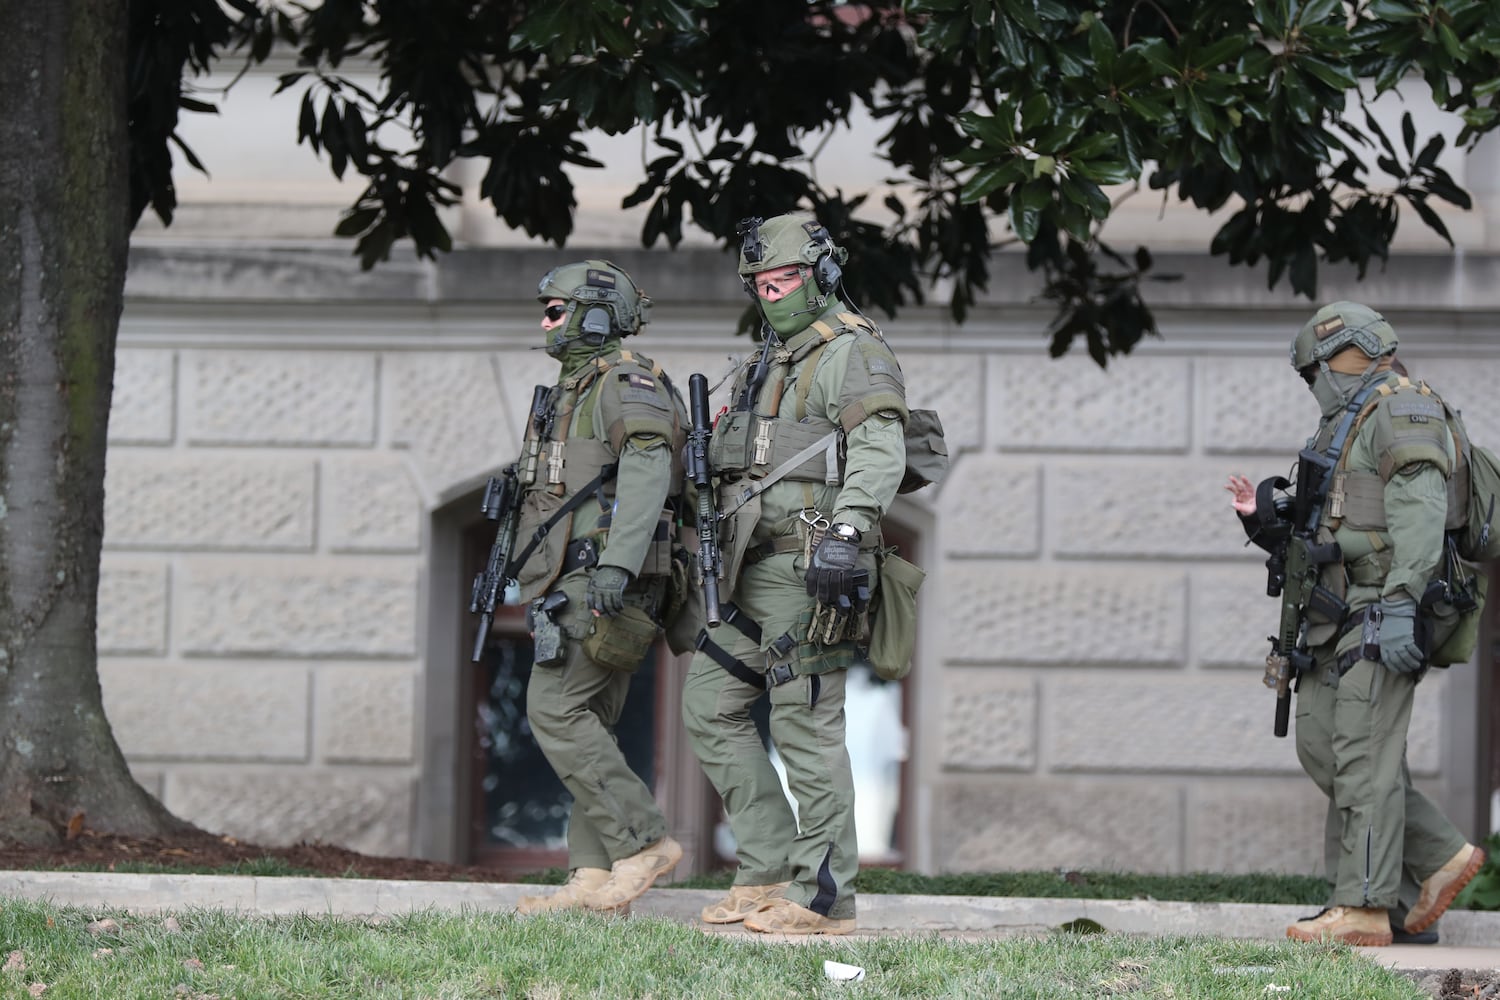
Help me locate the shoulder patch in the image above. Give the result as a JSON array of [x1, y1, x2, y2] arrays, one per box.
[[620, 387, 668, 409], [619, 371, 657, 391], [1388, 399, 1441, 421]]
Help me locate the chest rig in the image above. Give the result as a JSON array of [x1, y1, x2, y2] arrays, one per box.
[[521, 357, 616, 501], [710, 316, 874, 512], [512, 350, 683, 602]]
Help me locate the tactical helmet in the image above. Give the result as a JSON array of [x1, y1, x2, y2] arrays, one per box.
[[536, 259, 652, 339], [737, 213, 849, 295], [1290, 301, 1398, 370]]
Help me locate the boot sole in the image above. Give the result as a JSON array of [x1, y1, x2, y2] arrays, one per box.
[[743, 921, 857, 936], [1286, 926, 1393, 947], [701, 910, 752, 924], [1405, 847, 1486, 934]]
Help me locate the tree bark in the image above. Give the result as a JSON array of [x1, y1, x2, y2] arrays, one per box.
[[0, 1, 193, 843]]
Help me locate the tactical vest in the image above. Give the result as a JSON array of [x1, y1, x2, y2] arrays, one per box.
[[703, 313, 907, 595], [513, 349, 686, 602], [712, 313, 904, 481], [1320, 377, 1466, 589]]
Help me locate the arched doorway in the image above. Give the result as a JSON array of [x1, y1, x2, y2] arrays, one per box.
[[420, 486, 924, 875]]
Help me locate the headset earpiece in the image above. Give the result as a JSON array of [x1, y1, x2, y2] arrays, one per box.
[[813, 254, 842, 295], [580, 306, 613, 344]]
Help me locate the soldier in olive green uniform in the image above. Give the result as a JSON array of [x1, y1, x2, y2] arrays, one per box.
[[513, 261, 686, 915], [681, 214, 909, 935], [1227, 302, 1485, 946]]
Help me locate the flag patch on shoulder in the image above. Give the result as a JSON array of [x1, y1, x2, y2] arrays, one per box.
[[621, 372, 656, 390]]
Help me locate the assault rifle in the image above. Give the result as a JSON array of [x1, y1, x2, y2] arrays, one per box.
[[686, 373, 723, 627], [468, 463, 522, 662], [469, 385, 556, 660], [1260, 447, 1345, 737]]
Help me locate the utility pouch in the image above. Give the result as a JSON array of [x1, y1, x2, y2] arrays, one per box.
[[582, 604, 660, 673], [864, 548, 926, 681], [900, 408, 950, 494], [1306, 584, 1350, 629], [638, 510, 676, 579], [662, 544, 705, 655], [1424, 569, 1488, 667], [709, 410, 759, 474], [514, 492, 573, 603]]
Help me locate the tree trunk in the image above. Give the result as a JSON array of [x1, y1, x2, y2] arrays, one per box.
[[0, 1, 193, 844]]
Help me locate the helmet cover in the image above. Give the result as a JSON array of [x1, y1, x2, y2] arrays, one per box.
[[536, 259, 652, 338], [1290, 301, 1397, 370]]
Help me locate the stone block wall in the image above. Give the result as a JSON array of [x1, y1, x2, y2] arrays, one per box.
[[100, 346, 430, 856], [105, 245, 1500, 873], [918, 346, 1496, 876]]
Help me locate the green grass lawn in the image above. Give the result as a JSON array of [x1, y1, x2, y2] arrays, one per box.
[[0, 899, 1427, 1000]]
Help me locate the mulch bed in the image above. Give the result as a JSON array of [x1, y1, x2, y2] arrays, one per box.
[[0, 830, 511, 883]]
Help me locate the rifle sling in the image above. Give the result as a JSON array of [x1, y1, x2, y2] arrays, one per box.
[[1297, 380, 1389, 535], [719, 430, 840, 520], [508, 462, 619, 577], [1321, 381, 1387, 478]]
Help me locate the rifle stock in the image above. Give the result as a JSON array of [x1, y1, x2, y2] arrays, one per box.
[[686, 373, 723, 627], [469, 464, 522, 661]]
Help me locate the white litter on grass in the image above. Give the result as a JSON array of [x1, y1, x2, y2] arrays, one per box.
[[824, 960, 866, 982], [1264, 985, 1292, 995]]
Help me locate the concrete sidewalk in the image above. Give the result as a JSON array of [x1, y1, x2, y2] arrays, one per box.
[[3, 870, 1497, 975]]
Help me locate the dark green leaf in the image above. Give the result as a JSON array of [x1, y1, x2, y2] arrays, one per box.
[[334, 206, 381, 237], [1407, 194, 1455, 245], [298, 91, 318, 148], [1184, 88, 1216, 141], [1368, 0, 1422, 19], [1009, 194, 1043, 243], [1217, 133, 1242, 172], [1298, 56, 1358, 90], [1414, 133, 1445, 170]]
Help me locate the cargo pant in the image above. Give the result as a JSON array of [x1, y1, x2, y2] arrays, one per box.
[[1296, 638, 1466, 910], [681, 553, 859, 921], [525, 568, 667, 870]]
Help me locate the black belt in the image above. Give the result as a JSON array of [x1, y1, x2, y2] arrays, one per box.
[[743, 537, 803, 566]]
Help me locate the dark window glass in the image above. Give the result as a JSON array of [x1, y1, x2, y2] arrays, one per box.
[[475, 635, 657, 849]]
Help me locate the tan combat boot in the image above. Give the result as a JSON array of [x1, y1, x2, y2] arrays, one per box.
[[515, 867, 615, 915], [700, 882, 789, 924], [743, 897, 856, 936], [1406, 843, 1486, 934], [1286, 906, 1393, 946], [584, 836, 683, 912]]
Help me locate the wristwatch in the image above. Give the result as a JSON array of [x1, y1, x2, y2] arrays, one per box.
[[829, 522, 861, 544]]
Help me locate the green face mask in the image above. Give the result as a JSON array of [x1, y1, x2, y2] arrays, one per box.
[[546, 317, 612, 375], [758, 286, 829, 337]]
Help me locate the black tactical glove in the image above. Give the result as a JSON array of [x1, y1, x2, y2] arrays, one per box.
[[804, 523, 867, 611], [1378, 597, 1424, 674], [587, 565, 633, 617]]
